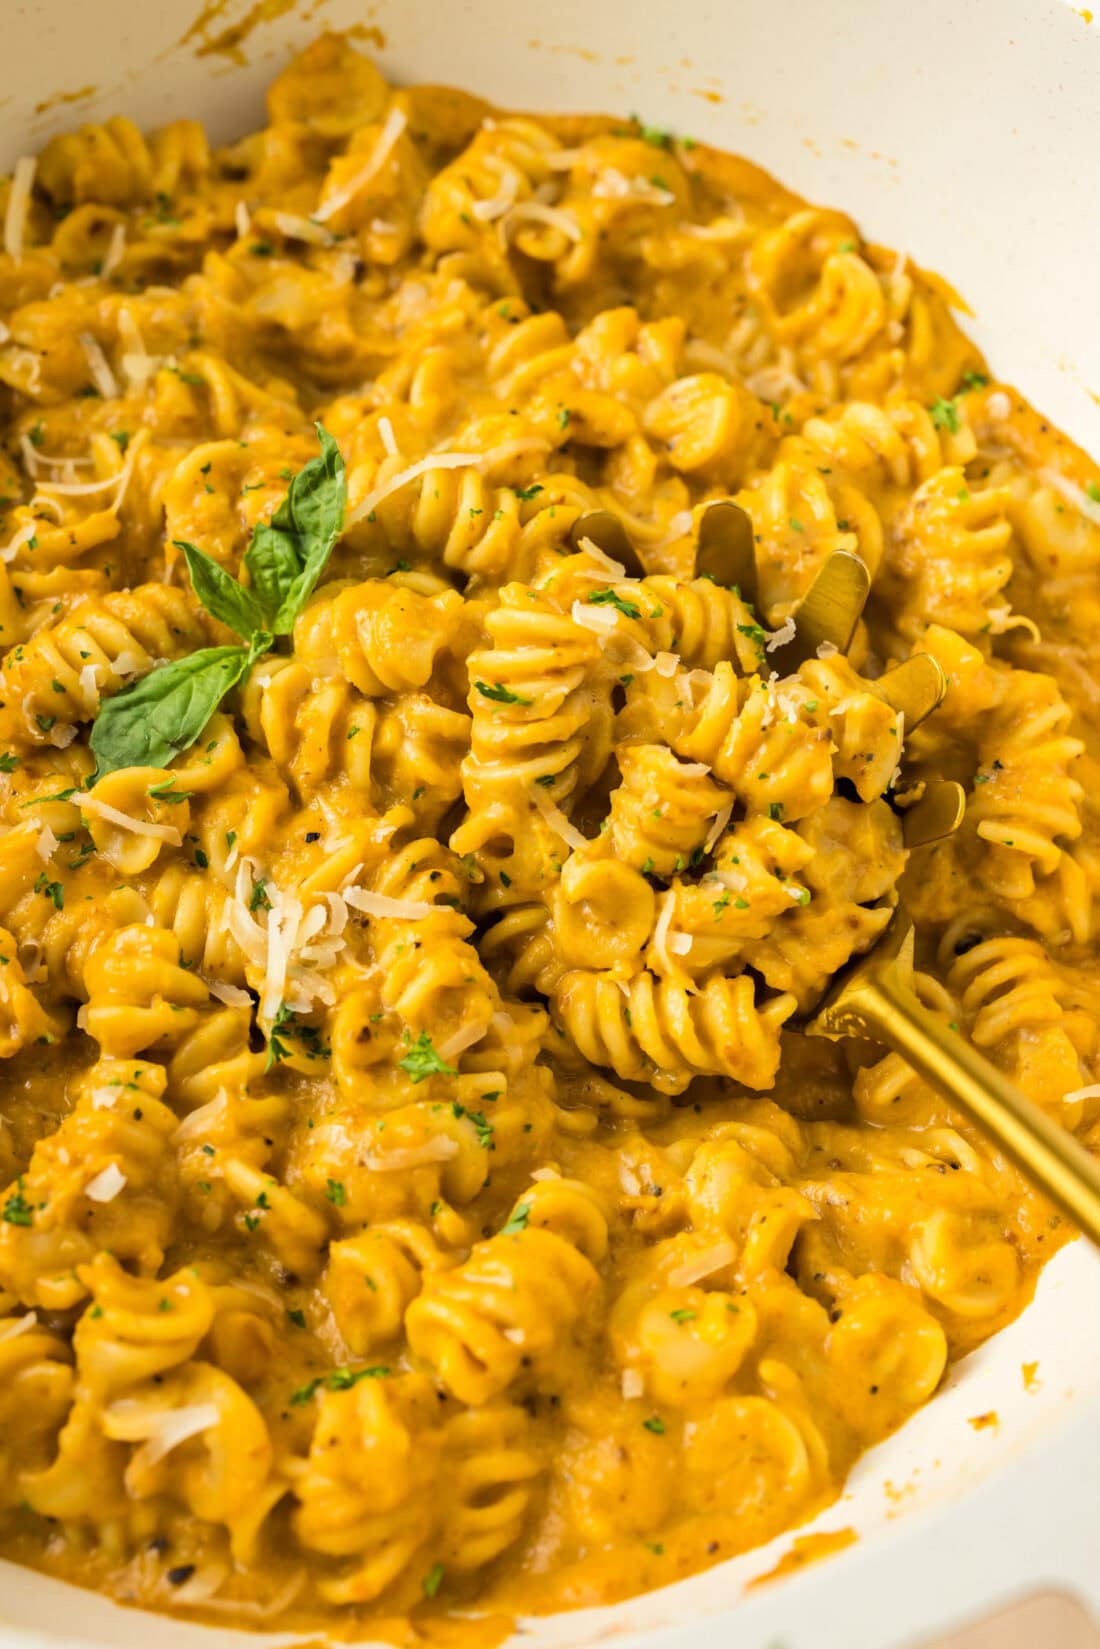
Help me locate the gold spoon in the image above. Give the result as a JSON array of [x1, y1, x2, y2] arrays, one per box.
[[572, 504, 1100, 1246]]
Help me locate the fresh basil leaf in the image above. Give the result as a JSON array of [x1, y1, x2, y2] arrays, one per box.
[[176, 540, 269, 641], [243, 424, 346, 634], [90, 646, 253, 776]]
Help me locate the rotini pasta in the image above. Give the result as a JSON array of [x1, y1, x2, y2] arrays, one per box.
[[0, 29, 1097, 1636]]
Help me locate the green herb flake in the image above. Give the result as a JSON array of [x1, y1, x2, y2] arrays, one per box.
[[929, 395, 961, 434], [588, 588, 641, 620], [475, 680, 532, 705], [2, 1180, 33, 1226], [398, 1030, 457, 1084]]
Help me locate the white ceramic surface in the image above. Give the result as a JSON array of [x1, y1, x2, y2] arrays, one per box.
[[1, 3, 1099, 1646]]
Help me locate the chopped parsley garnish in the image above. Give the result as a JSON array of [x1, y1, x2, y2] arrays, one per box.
[[513, 483, 544, 501], [452, 1102, 494, 1149], [422, 1563, 445, 1600], [929, 395, 961, 433], [588, 588, 641, 620], [475, 680, 532, 705], [1, 1180, 33, 1226], [642, 1416, 666, 1435], [34, 873, 64, 909], [290, 1365, 390, 1404], [500, 1201, 531, 1235], [325, 1178, 347, 1206], [398, 1030, 457, 1083]]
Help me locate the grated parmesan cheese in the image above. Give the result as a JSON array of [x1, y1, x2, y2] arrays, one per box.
[[234, 200, 251, 238], [89, 1088, 119, 1110], [79, 794, 182, 845], [35, 825, 58, 861], [343, 887, 436, 920], [649, 508, 695, 551], [100, 223, 126, 278], [816, 640, 839, 660], [158, 1564, 232, 1606], [437, 1019, 491, 1062], [346, 450, 484, 530], [345, 438, 547, 530], [105, 1400, 221, 1466], [470, 159, 520, 223], [84, 1162, 127, 1203], [377, 416, 399, 458], [531, 783, 587, 850], [195, 1568, 306, 1619], [544, 148, 585, 171], [172, 1091, 228, 1143], [330, 250, 359, 286], [1064, 1083, 1100, 1105], [0, 1311, 37, 1344], [764, 617, 797, 652], [571, 597, 618, 639], [682, 214, 744, 242], [593, 168, 673, 206], [704, 801, 733, 854], [621, 1368, 645, 1400], [1, 522, 37, 565], [79, 332, 119, 399], [1038, 466, 1100, 527], [651, 891, 694, 976], [576, 535, 627, 581], [363, 1137, 459, 1172], [502, 200, 583, 244], [272, 211, 335, 246], [667, 1240, 737, 1288], [28, 493, 63, 520], [117, 307, 152, 384], [313, 105, 408, 224], [4, 156, 36, 263], [205, 978, 252, 1008]]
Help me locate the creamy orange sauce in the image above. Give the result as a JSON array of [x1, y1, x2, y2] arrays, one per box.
[[0, 31, 1097, 1634]]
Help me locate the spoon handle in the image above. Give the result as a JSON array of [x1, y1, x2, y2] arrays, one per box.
[[839, 968, 1100, 1248]]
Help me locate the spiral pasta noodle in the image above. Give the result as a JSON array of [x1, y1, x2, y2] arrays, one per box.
[[0, 30, 1096, 1635]]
